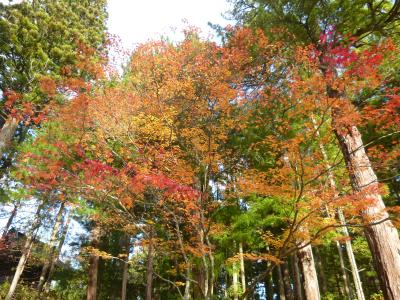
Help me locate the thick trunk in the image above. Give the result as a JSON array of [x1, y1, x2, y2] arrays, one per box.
[[298, 244, 320, 300], [121, 235, 130, 300], [2, 201, 20, 238], [336, 241, 353, 300], [239, 242, 246, 300], [146, 228, 154, 300], [291, 254, 303, 300], [87, 225, 101, 300], [0, 116, 18, 159], [44, 209, 72, 291], [312, 116, 365, 300], [37, 202, 65, 293], [335, 125, 400, 299], [5, 203, 42, 300]]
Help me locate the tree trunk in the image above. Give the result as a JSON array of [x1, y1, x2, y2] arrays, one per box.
[[282, 261, 293, 300], [232, 261, 239, 300], [312, 116, 366, 300], [334, 124, 400, 299], [298, 243, 320, 300], [239, 242, 246, 299], [184, 264, 191, 300], [266, 267, 274, 300], [292, 254, 303, 300], [2, 201, 20, 238], [278, 265, 286, 300], [121, 235, 130, 300], [37, 202, 65, 293], [87, 225, 101, 300], [0, 116, 18, 159], [44, 208, 72, 291], [5, 202, 42, 300], [336, 241, 353, 300], [338, 210, 365, 300], [313, 247, 327, 295], [146, 227, 154, 300]]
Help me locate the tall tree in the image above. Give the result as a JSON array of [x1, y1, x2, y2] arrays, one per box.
[[0, 0, 107, 159], [229, 1, 400, 298]]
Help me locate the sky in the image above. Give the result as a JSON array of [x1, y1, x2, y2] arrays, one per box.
[[107, 0, 233, 48]]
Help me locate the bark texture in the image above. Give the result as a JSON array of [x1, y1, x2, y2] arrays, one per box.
[[0, 116, 18, 159], [298, 244, 320, 300], [335, 125, 400, 299]]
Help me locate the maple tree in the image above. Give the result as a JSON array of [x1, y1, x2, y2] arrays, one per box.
[[1, 2, 400, 300]]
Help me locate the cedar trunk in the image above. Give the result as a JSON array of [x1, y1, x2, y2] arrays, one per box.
[[298, 244, 320, 300], [0, 116, 18, 159], [335, 125, 400, 299]]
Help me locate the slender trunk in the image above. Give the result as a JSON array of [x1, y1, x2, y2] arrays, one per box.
[[44, 208, 72, 291], [0, 116, 18, 159], [336, 241, 352, 300], [121, 235, 130, 300], [200, 232, 209, 299], [298, 243, 321, 300], [208, 251, 214, 298], [232, 260, 239, 300], [267, 266, 274, 300], [333, 125, 400, 298], [313, 248, 327, 295], [184, 265, 191, 300], [338, 209, 365, 300], [239, 242, 246, 300], [224, 266, 229, 299], [5, 202, 42, 300], [312, 116, 365, 300], [2, 201, 20, 238], [146, 228, 154, 300], [278, 265, 286, 300], [87, 225, 101, 300], [282, 261, 293, 300], [292, 254, 303, 300], [174, 215, 192, 300], [37, 202, 65, 293]]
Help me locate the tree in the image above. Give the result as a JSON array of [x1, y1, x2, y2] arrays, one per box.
[[0, 0, 107, 160], [229, 2, 400, 297]]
